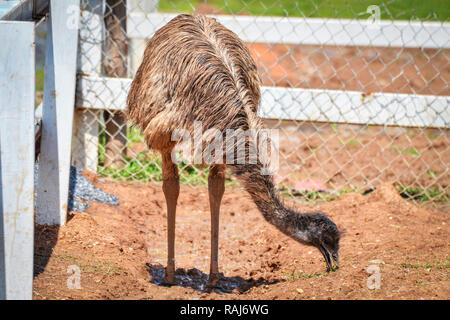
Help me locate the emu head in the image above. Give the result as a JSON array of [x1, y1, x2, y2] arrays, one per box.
[[291, 212, 340, 271]]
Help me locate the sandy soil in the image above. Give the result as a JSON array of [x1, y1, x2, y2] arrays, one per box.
[[33, 171, 449, 300]]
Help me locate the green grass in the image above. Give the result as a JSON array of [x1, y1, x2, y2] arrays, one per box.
[[426, 170, 437, 179], [280, 184, 449, 205], [35, 68, 45, 107], [99, 152, 162, 181], [54, 254, 121, 276], [98, 126, 239, 185], [395, 186, 449, 202], [279, 186, 354, 203], [331, 123, 339, 133], [158, 0, 449, 21], [392, 145, 421, 158], [36, 68, 44, 92], [97, 128, 448, 206], [427, 132, 440, 140], [99, 153, 449, 204], [340, 138, 362, 147], [127, 126, 145, 146], [284, 270, 329, 281], [98, 151, 239, 185], [399, 259, 449, 270], [98, 151, 213, 185]]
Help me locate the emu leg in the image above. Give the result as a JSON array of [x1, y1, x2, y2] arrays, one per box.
[[206, 165, 225, 289], [161, 151, 179, 284]]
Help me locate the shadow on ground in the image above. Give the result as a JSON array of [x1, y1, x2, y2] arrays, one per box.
[[146, 263, 281, 294], [33, 224, 60, 278]]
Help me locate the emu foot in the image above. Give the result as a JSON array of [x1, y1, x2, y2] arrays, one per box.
[[161, 268, 176, 286], [161, 276, 176, 286], [205, 273, 221, 292], [161, 277, 176, 287]]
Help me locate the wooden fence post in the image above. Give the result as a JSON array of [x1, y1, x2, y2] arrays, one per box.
[[103, 0, 128, 169], [0, 21, 35, 300], [36, 0, 80, 225], [72, 0, 104, 172]]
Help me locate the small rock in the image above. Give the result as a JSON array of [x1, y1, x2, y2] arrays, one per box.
[[34, 165, 121, 213], [369, 259, 385, 265]]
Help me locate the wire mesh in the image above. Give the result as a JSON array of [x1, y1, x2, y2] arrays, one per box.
[[73, 0, 450, 207]]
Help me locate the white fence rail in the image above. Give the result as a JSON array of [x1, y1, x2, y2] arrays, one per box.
[[128, 12, 450, 49], [76, 13, 450, 128], [77, 75, 450, 128]]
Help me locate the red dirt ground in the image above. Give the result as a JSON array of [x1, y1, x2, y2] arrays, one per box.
[[33, 172, 449, 300], [32, 6, 449, 300]]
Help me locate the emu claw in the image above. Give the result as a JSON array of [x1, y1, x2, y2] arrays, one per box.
[[161, 273, 176, 287], [205, 274, 221, 292], [160, 279, 176, 287]]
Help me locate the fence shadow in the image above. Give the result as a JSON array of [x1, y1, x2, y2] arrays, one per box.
[[33, 224, 59, 278], [146, 263, 280, 294]]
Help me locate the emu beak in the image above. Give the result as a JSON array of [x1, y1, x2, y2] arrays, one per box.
[[332, 250, 339, 269], [319, 245, 339, 272]]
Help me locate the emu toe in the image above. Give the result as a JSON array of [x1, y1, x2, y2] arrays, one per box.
[[205, 273, 220, 292]]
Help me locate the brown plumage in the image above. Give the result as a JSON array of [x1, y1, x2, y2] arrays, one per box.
[[126, 14, 340, 289]]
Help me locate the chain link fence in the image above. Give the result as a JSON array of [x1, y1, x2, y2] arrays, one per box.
[[72, 0, 449, 207]]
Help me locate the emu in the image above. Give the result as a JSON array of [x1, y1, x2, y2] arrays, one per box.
[[126, 14, 340, 289]]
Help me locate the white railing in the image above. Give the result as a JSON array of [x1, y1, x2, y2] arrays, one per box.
[[77, 75, 449, 128], [128, 13, 450, 49], [75, 12, 450, 130]]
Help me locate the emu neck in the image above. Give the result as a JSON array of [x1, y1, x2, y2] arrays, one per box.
[[231, 164, 305, 237]]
